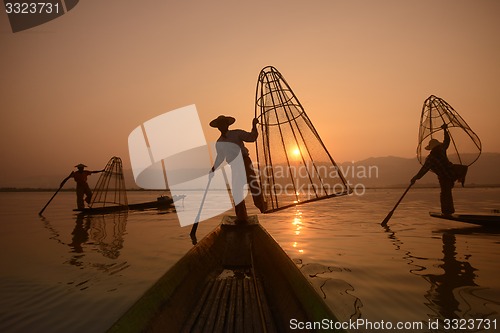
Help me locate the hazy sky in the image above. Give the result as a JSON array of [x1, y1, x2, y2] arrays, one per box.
[[1, 0, 499, 187]]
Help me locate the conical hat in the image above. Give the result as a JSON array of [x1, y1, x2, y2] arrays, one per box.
[[209, 115, 235, 128]]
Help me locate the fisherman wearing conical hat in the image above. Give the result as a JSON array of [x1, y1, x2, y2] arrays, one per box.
[[209, 115, 267, 222], [411, 124, 467, 215], [61, 163, 104, 210]]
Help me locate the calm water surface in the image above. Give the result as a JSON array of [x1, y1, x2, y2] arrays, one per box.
[[0, 188, 499, 332]]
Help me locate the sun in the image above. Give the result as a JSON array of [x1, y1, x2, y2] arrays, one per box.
[[292, 148, 301, 157]]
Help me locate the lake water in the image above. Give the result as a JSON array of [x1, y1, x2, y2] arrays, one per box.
[[0, 188, 499, 332]]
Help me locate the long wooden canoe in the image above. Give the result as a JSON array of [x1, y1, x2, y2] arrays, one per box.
[[430, 212, 500, 227], [74, 195, 183, 215], [107, 215, 344, 332]]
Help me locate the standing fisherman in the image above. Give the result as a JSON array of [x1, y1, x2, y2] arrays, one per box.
[[209, 115, 267, 222], [61, 164, 104, 210], [411, 124, 467, 215]]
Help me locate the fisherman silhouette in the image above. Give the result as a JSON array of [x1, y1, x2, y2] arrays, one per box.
[[411, 124, 467, 215], [61, 164, 104, 210], [209, 115, 267, 222]]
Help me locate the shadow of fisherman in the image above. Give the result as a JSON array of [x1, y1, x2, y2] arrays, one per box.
[[61, 163, 104, 210], [209, 115, 267, 222], [411, 124, 468, 216]]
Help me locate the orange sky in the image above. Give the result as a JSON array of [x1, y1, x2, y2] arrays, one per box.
[[1, 0, 499, 187]]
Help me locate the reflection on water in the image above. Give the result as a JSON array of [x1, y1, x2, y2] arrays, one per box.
[[69, 216, 90, 254], [291, 207, 304, 254], [423, 232, 477, 320], [300, 262, 363, 321], [0, 191, 197, 333], [42, 212, 130, 277], [87, 213, 127, 259], [383, 222, 499, 325], [1, 189, 498, 333], [259, 189, 500, 328], [288, 206, 363, 321]]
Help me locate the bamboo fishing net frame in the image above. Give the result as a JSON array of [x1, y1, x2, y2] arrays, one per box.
[[90, 156, 128, 209], [417, 95, 481, 167], [254, 66, 350, 213]]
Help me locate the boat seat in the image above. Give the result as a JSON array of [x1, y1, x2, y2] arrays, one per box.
[[182, 269, 277, 333]]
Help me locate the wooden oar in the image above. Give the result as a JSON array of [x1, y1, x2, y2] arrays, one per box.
[[381, 183, 413, 226], [38, 178, 69, 216], [189, 176, 213, 244]]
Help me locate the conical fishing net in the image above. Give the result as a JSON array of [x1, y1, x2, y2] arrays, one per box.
[[417, 95, 481, 166], [255, 66, 350, 213], [90, 156, 128, 209]]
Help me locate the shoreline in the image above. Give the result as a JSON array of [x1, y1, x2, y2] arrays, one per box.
[[2, 185, 500, 192]]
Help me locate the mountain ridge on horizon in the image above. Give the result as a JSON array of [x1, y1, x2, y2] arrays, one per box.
[[339, 152, 500, 188], [2, 153, 500, 189]]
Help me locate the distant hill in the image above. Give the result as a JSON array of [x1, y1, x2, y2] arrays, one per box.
[[2, 153, 499, 190], [338, 152, 500, 188]]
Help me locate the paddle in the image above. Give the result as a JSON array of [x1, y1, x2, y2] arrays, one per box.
[[381, 183, 413, 226], [38, 177, 69, 216], [189, 175, 213, 244]]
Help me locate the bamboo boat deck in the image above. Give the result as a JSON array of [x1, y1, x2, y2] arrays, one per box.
[[108, 216, 343, 333], [181, 268, 275, 333]]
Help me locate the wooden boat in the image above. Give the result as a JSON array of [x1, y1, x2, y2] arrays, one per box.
[[74, 195, 184, 214], [429, 212, 500, 227], [107, 216, 344, 332]]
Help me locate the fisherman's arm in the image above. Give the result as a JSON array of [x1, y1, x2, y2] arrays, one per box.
[[60, 172, 74, 187], [211, 157, 224, 172], [442, 123, 450, 149], [210, 144, 225, 176], [411, 162, 430, 184], [239, 118, 259, 142]]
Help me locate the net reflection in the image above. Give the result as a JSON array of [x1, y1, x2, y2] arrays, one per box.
[[42, 213, 129, 270], [65, 213, 130, 287], [87, 213, 127, 259]]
